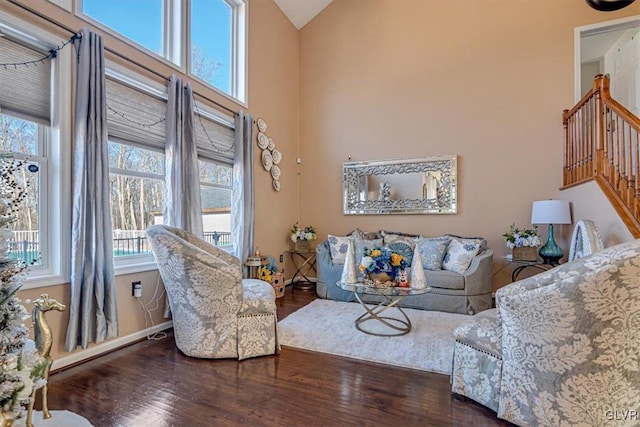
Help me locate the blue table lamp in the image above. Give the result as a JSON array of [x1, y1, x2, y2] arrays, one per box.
[[531, 200, 572, 265]]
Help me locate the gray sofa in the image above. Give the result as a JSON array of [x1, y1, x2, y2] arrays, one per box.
[[315, 236, 493, 315]]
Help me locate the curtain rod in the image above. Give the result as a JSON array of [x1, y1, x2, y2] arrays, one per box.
[[8, 0, 239, 117]]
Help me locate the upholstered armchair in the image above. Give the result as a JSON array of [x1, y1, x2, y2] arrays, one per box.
[[451, 239, 640, 426], [146, 225, 278, 360]]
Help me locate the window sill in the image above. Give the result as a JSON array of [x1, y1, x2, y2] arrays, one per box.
[[22, 273, 69, 289], [114, 260, 158, 276]]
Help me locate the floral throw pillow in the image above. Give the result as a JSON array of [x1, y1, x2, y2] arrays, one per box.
[[443, 238, 480, 274], [328, 235, 351, 264], [415, 236, 450, 270]]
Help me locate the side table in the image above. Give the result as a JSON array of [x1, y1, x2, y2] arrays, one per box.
[[286, 250, 317, 291], [510, 261, 555, 282]]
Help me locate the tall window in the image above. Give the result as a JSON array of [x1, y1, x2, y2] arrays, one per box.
[[190, 0, 232, 94], [82, 0, 163, 56], [0, 114, 44, 266], [199, 159, 232, 250], [108, 141, 164, 258], [0, 20, 71, 287], [79, 0, 247, 102]]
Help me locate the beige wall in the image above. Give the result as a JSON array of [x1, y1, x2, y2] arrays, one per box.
[[3, 0, 299, 363], [298, 0, 639, 291]]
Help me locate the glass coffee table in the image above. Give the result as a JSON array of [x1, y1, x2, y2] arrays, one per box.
[[338, 281, 431, 337]]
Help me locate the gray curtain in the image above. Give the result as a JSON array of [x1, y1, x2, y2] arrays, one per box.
[[231, 111, 254, 272], [65, 28, 118, 351], [163, 75, 203, 317], [164, 75, 203, 236]]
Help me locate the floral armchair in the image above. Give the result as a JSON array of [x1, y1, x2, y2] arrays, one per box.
[[146, 225, 278, 360], [451, 239, 640, 426]]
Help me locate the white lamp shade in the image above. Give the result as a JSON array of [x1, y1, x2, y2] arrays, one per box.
[[531, 200, 571, 225]]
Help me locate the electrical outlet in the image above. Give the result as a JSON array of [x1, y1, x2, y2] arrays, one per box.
[[279, 254, 284, 263], [132, 281, 142, 298]]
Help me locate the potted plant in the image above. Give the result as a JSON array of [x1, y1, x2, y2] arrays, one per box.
[[503, 223, 541, 262], [290, 222, 317, 252]]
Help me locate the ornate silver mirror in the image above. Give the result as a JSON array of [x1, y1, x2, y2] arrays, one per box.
[[343, 155, 457, 215]]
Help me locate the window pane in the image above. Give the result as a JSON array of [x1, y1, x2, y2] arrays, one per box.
[[0, 114, 38, 155], [3, 160, 41, 266], [108, 141, 164, 176], [201, 186, 231, 249], [198, 160, 232, 186], [83, 0, 163, 56], [191, 0, 232, 94], [110, 174, 164, 257]]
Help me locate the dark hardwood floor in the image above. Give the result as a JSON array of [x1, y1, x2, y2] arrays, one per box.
[[44, 285, 512, 427]]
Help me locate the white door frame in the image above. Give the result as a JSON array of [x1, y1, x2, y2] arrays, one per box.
[[575, 14, 640, 102]]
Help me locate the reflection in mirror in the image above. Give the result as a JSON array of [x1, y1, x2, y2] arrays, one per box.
[[343, 155, 457, 215]]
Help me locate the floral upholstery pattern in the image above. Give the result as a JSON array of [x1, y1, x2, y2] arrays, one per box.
[[146, 225, 278, 360], [451, 239, 640, 426], [443, 238, 480, 273]]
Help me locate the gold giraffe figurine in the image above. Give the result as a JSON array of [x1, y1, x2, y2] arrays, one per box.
[[26, 294, 66, 427]]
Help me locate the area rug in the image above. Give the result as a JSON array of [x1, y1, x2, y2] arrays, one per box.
[[277, 299, 469, 374]]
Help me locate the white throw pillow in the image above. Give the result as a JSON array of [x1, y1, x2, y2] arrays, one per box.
[[443, 238, 480, 274], [328, 235, 351, 264]]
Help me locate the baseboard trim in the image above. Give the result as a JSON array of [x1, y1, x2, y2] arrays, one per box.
[[52, 321, 173, 372]]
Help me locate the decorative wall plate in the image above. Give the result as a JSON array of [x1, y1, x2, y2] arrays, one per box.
[[267, 137, 275, 151], [273, 179, 281, 192], [270, 164, 281, 180], [262, 150, 273, 171], [257, 132, 268, 149], [271, 149, 282, 164], [257, 118, 267, 132]]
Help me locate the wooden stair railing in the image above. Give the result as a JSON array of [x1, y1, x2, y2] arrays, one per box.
[[562, 74, 640, 238]]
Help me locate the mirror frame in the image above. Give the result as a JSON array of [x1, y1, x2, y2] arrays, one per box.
[[342, 155, 458, 215]]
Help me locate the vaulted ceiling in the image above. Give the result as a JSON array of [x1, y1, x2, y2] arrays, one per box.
[[273, 0, 334, 29]]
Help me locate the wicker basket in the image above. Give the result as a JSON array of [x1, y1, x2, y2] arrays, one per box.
[[512, 246, 538, 262], [293, 240, 311, 252]]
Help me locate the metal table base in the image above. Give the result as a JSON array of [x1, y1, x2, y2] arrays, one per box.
[[353, 292, 411, 337]]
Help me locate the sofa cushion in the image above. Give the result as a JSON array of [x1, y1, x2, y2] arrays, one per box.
[[453, 308, 501, 357], [239, 279, 276, 315], [416, 236, 450, 270], [328, 235, 351, 264], [424, 269, 465, 290], [447, 234, 487, 254], [443, 238, 481, 273], [381, 230, 417, 248], [349, 228, 381, 240]]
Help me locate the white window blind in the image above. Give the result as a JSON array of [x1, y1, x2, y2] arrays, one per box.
[[105, 78, 166, 149], [0, 36, 51, 124], [194, 112, 235, 164]]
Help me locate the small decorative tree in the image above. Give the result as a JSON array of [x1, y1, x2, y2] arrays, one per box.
[[0, 154, 46, 426]]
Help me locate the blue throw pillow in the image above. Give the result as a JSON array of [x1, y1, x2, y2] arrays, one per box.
[[415, 236, 450, 270]]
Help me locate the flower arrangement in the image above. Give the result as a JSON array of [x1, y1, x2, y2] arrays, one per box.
[[503, 223, 541, 248], [258, 255, 279, 283], [359, 246, 408, 283], [290, 222, 317, 242]]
